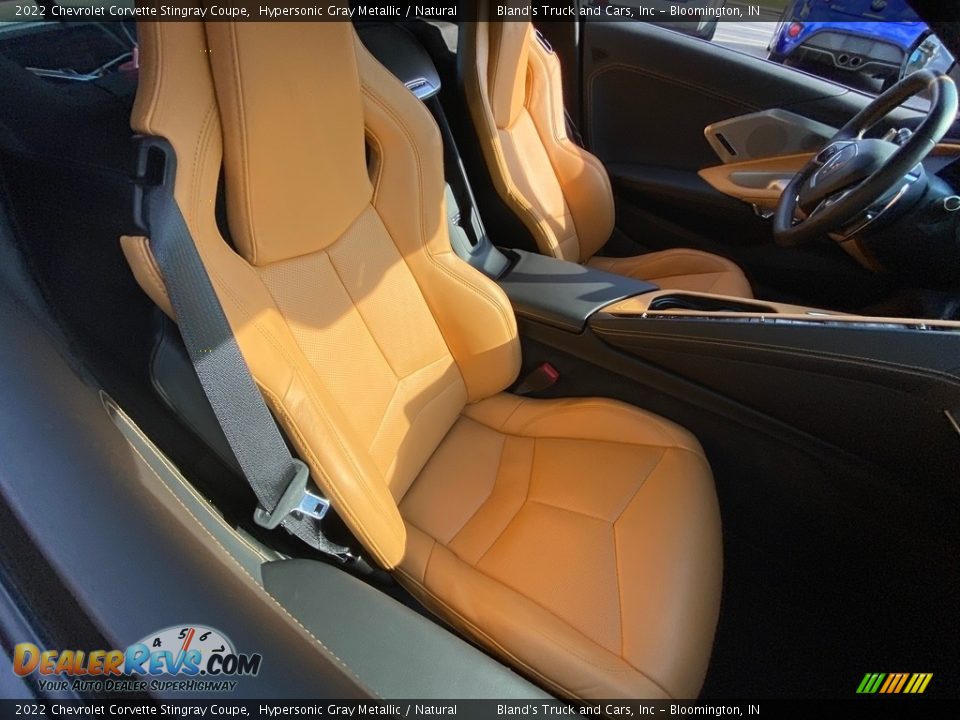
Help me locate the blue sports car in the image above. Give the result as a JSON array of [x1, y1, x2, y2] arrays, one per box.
[[768, 0, 954, 91]]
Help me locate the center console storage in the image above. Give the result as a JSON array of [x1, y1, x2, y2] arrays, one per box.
[[601, 290, 854, 320], [645, 293, 780, 314]]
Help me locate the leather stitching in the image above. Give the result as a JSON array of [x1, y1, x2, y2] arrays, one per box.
[[393, 567, 585, 700], [444, 427, 510, 550], [365, 130, 385, 206], [108, 398, 272, 563], [227, 22, 258, 265], [359, 81, 516, 344], [376, 361, 464, 486], [137, 239, 171, 307], [471, 435, 534, 566], [611, 450, 668, 525], [467, 28, 561, 257], [189, 103, 217, 224], [528, 41, 613, 261], [106, 398, 379, 697], [323, 235, 403, 380], [585, 63, 758, 138], [595, 328, 960, 388], [612, 513, 624, 658], [512, 403, 686, 446], [259, 382, 405, 567], [401, 550, 667, 686]]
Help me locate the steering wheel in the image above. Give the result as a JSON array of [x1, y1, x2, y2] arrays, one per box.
[[774, 69, 958, 247]]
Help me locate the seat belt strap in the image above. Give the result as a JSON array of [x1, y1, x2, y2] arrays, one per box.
[[143, 184, 354, 562]]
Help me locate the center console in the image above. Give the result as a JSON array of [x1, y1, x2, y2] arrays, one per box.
[[496, 250, 657, 332]]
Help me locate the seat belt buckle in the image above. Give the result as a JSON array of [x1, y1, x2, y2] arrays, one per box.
[[514, 362, 560, 396], [253, 459, 330, 530]]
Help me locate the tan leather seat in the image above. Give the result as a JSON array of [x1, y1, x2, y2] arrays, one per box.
[[461, 12, 753, 299], [121, 19, 722, 699]]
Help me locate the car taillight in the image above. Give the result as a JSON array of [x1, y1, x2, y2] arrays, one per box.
[[788, 22, 804, 38]]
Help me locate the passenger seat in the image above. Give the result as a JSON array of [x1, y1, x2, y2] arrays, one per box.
[[460, 11, 753, 298], [121, 19, 722, 699]]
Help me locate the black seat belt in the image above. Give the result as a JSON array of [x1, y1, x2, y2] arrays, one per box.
[[141, 177, 357, 564]]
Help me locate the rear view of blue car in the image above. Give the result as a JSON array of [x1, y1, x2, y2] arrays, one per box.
[[768, 0, 952, 92]]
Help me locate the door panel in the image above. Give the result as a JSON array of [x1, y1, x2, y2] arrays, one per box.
[[580, 21, 928, 310], [583, 22, 922, 171]]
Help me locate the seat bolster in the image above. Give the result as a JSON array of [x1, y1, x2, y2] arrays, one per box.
[[525, 34, 614, 262], [588, 249, 754, 298], [356, 41, 521, 402], [120, 235, 174, 318], [487, 21, 531, 129], [124, 22, 414, 570], [461, 20, 561, 259], [121, 231, 412, 570]]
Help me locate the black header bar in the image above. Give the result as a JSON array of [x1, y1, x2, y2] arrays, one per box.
[[1, 1, 958, 24]]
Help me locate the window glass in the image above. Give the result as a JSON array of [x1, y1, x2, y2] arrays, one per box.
[[0, 1, 136, 82], [603, 1, 956, 112]]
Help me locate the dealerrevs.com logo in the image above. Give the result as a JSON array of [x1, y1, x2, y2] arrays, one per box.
[[12, 624, 262, 693]]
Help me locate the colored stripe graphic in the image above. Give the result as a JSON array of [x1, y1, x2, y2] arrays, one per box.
[[856, 673, 886, 693], [880, 673, 904, 693], [858, 672, 932, 694], [892, 673, 910, 693], [879, 674, 895, 693]]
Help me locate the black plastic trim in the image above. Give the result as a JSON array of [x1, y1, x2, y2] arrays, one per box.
[[262, 560, 550, 700], [357, 23, 441, 100], [0, 287, 370, 698], [497, 249, 657, 332]]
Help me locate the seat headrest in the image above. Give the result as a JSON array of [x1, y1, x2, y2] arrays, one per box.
[[134, 19, 373, 266]]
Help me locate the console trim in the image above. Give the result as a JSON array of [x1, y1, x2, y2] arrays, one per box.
[[498, 250, 658, 332], [600, 290, 960, 330]]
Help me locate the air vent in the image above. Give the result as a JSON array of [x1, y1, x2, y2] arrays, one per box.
[[715, 132, 738, 157]]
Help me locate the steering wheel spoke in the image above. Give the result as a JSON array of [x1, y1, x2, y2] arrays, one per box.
[[807, 185, 857, 221]]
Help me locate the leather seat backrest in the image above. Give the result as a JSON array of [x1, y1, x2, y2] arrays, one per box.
[[121, 19, 520, 569], [461, 3, 615, 263]]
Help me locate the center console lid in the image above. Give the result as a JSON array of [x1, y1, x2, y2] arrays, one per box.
[[497, 250, 658, 332]]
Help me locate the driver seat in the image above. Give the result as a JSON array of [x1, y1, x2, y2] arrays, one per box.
[[121, 19, 722, 699], [461, 16, 754, 298]]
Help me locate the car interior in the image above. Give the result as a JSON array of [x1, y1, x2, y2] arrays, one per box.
[[1, 0, 959, 701]]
